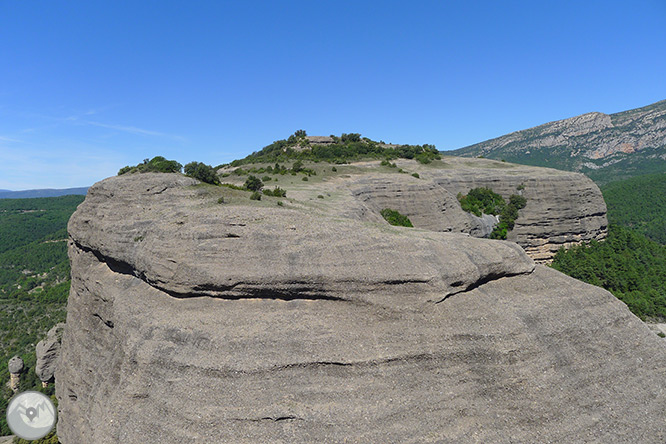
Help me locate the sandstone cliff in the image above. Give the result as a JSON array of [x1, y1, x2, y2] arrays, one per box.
[[55, 166, 666, 443]]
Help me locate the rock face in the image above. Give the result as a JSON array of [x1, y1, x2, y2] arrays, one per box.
[[452, 99, 666, 184], [36, 323, 65, 385], [342, 157, 607, 263], [56, 171, 666, 443]]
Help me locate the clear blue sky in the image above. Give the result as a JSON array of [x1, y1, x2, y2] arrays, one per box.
[[1, 1, 664, 190]]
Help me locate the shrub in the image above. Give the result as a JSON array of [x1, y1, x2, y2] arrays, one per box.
[[331, 167, 337, 172], [221, 183, 245, 191], [244, 175, 263, 191], [184, 161, 219, 185], [262, 187, 287, 197], [457, 187, 505, 217], [380, 208, 413, 227], [250, 191, 261, 200], [411, 173, 420, 178], [302, 176, 308, 181], [415, 153, 432, 164], [292, 160, 303, 173], [117, 156, 182, 175], [277, 201, 284, 206], [262, 176, 272, 182], [458, 188, 527, 240], [217, 197, 225, 204], [317, 195, 324, 199]]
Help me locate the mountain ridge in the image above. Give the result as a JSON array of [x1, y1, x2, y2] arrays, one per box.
[[451, 99, 666, 184], [0, 187, 89, 199]]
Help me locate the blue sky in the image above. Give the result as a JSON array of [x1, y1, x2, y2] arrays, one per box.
[[1, 1, 665, 190]]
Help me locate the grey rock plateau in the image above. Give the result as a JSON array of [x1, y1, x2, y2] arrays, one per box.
[[56, 159, 666, 443]]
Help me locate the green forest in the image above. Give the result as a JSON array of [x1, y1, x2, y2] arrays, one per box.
[[601, 173, 666, 244], [551, 173, 666, 321], [0, 195, 83, 439]]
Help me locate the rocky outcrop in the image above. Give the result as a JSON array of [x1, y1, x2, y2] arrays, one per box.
[[452, 99, 666, 184], [36, 323, 65, 386], [56, 172, 666, 443], [341, 157, 607, 263], [8, 356, 23, 393]]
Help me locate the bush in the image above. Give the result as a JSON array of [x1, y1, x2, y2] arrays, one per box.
[[302, 176, 308, 181], [118, 156, 182, 175], [411, 173, 420, 178], [380, 208, 413, 227], [457, 187, 505, 217], [458, 188, 527, 240], [277, 201, 284, 206], [331, 167, 337, 172], [317, 195, 324, 199], [291, 160, 303, 173], [250, 191, 261, 200], [262, 187, 287, 197], [244, 175, 263, 191], [262, 176, 272, 182], [184, 161, 219, 185], [217, 197, 225, 204]]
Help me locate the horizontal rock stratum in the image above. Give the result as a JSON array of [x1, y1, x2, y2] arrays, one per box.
[[56, 161, 666, 443]]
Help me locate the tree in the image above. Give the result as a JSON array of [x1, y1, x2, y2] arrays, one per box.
[[184, 162, 219, 185], [244, 175, 263, 191], [291, 160, 303, 172]]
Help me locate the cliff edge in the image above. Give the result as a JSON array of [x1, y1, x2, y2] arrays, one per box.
[[55, 163, 666, 443]]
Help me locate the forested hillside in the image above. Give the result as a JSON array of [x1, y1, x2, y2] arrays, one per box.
[[601, 173, 666, 244], [551, 173, 666, 321], [551, 225, 666, 320], [0, 195, 83, 437], [451, 100, 666, 185]]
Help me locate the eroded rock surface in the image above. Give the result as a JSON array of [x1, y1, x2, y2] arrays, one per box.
[[36, 323, 65, 384], [335, 157, 607, 262], [55, 171, 666, 443]]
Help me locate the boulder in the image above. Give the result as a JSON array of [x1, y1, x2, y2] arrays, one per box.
[[8, 356, 23, 374]]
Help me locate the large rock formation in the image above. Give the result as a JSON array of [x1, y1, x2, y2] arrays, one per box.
[[342, 157, 607, 262], [452, 99, 666, 184], [8, 356, 23, 393], [36, 323, 65, 386], [56, 169, 666, 443]]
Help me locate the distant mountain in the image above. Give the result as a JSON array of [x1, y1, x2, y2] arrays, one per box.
[[451, 100, 666, 185], [0, 187, 89, 199]]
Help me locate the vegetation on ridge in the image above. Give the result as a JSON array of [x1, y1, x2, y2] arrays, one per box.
[[457, 187, 526, 239], [229, 130, 441, 166], [380, 209, 413, 227], [118, 156, 183, 175]]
